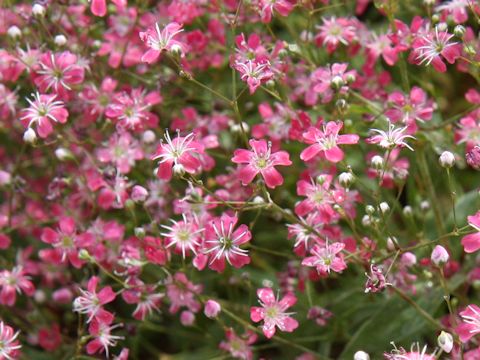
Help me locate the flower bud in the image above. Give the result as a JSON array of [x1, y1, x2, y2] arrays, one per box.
[[379, 202, 390, 214], [55, 148, 73, 161], [431, 14, 440, 24], [403, 206, 413, 216], [34, 290, 46, 303], [436, 23, 448, 32], [401, 252, 417, 267], [262, 279, 274, 288], [204, 300, 221, 319], [431, 245, 449, 266], [7, 26, 21, 39], [437, 331, 453, 353], [170, 43, 183, 56], [316, 174, 327, 185], [23, 128, 37, 143], [52, 288, 73, 304], [134, 227, 146, 239], [142, 130, 156, 143], [173, 163, 185, 177], [439, 151, 455, 168], [0, 170, 12, 186], [387, 237, 397, 251], [32, 3, 46, 17], [454, 25, 466, 38], [466, 146, 480, 170], [339, 172, 354, 189], [354, 351, 370, 360], [131, 185, 149, 203], [331, 75, 344, 89], [54, 34, 67, 46], [346, 73, 356, 84], [362, 215, 371, 227], [365, 205, 375, 215], [180, 310, 195, 326], [253, 196, 265, 204], [371, 155, 384, 170], [78, 249, 91, 261], [420, 200, 430, 211]]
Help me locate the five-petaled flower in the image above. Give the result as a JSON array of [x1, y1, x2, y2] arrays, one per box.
[[232, 139, 292, 189], [139, 22, 187, 63], [250, 287, 298, 338]]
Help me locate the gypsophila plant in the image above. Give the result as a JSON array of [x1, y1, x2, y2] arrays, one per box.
[[2, 0, 480, 359]]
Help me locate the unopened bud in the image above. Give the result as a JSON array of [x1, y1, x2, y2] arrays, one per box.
[[54, 34, 67, 46], [252, 196, 265, 204], [180, 310, 195, 326], [401, 252, 417, 267], [439, 151, 455, 168], [134, 227, 146, 239], [142, 130, 156, 143], [379, 202, 390, 214], [354, 351, 370, 360], [431, 245, 449, 266], [55, 148, 73, 161], [23, 128, 37, 143], [7, 26, 21, 39], [78, 249, 91, 261], [403, 205, 413, 216], [32, 3, 46, 17], [331, 76, 344, 89], [131, 185, 148, 202], [204, 300, 221, 319], [316, 174, 327, 185], [436, 23, 448, 32], [170, 44, 183, 56], [371, 155, 384, 170], [173, 163, 185, 177], [420, 200, 430, 211], [365, 205, 375, 215], [339, 172, 354, 189], [454, 25, 466, 38], [437, 331, 453, 353]]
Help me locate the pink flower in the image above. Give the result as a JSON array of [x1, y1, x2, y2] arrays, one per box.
[[300, 121, 359, 163], [20, 92, 68, 138], [139, 22, 187, 63], [385, 87, 434, 129], [294, 176, 336, 219], [255, 0, 294, 23], [90, 0, 125, 16], [457, 304, 480, 343], [161, 214, 204, 259], [40, 217, 93, 268], [152, 131, 205, 181], [315, 17, 357, 53], [73, 276, 116, 323], [232, 139, 292, 189], [367, 121, 415, 151], [234, 60, 274, 94], [462, 211, 480, 253], [204, 214, 252, 272], [97, 132, 144, 174], [302, 242, 347, 275], [250, 287, 298, 338], [86, 318, 124, 358], [32, 51, 85, 98], [219, 328, 257, 360], [165, 273, 202, 314], [0, 266, 35, 306], [410, 28, 461, 73], [0, 321, 21, 360]]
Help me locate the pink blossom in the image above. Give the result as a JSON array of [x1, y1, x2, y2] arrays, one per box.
[[0, 321, 21, 360], [73, 276, 116, 323], [32, 51, 85, 98], [250, 287, 298, 338], [161, 214, 204, 259], [139, 22, 187, 63], [255, 0, 294, 23], [86, 318, 124, 358], [97, 132, 144, 174], [294, 176, 336, 219], [300, 121, 359, 163], [0, 266, 35, 306], [204, 300, 221, 318], [204, 214, 252, 272], [302, 242, 347, 275], [462, 211, 480, 253], [152, 131, 205, 181], [20, 93, 68, 138], [315, 17, 357, 53], [234, 60, 274, 94], [219, 328, 257, 360], [385, 87, 434, 130], [232, 139, 292, 189], [457, 304, 480, 343], [165, 273, 202, 314]]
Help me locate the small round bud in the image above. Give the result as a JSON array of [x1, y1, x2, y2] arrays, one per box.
[[34, 290, 46, 303], [231, 122, 250, 133], [78, 249, 91, 261], [354, 351, 370, 360], [371, 155, 384, 170], [142, 130, 156, 143], [0, 170, 12, 186], [204, 300, 221, 319], [262, 279, 274, 288], [420, 200, 430, 211], [131, 185, 149, 203], [32, 3, 46, 17], [365, 205, 375, 215], [23, 128, 37, 143], [170, 44, 183, 55], [431, 14, 440, 23], [346, 73, 356, 84], [252, 196, 265, 204], [55, 148, 73, 161], [331, 75, 344, 89], [423, 0, 435, 5], [180, 311, 195, 326], [437, 331, 453, 353], [92, 40, 102, 49], [401, 252, 417, 267], [439, 151, 455, 168], [454, 25, 466, 38], [379, 202, 390, 214], [387, 237, 397, 251], [431, 245, 449, 266], [316, 174, 327, 185], [173, 163, 185, 177], [436, 22, 448, 32], [7, 26, 21, 39], [362, 215, 371, 227], [336, 99, 349, 112], [54, 34, 67, 46], [266, 79, 276, 89], [403, 205, 413, 216], [134, 227, 146, 239], [339, 172, 354, 189]]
